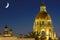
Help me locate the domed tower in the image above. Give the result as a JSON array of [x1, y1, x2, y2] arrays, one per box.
[[3, 25, 13, 37], [9, 29, 13, 36], [33, 0, 58, 40], [4, 25, 8, 34]]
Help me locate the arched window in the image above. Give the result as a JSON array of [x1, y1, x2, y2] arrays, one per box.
[[40, 22, 42, 27], [41, 31, 45, 37], [48, 22, 51, 25], [42, 21, 44, 26], [40, 21, 44, 27]]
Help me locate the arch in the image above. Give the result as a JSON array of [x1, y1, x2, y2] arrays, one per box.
[[40, 29, 46, 37]]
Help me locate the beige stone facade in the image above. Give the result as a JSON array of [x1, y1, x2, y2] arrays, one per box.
[[0, 37, 35, 40], [33, 0, 58, 40]]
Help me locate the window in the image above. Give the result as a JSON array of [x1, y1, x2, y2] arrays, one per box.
[[42, 21, 44, 26], [41, 31, 45, 37], [40, 22, 41, 27], [37, 22, 38, 25], [48, 22, 51, 25], [40, 21, 44, 27]]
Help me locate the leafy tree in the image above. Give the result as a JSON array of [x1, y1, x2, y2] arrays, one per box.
[[28, 32, 40, 40]]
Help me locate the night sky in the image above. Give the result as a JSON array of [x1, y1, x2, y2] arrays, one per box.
[[0, 0, 60, 36]]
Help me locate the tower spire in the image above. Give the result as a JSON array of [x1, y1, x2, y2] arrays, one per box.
[[40, 0, 47, 12], [42, 0, 44, 5]]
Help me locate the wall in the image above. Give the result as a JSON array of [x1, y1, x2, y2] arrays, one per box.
[[0, 37, 35, 40]]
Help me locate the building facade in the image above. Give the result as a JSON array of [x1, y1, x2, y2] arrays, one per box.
[[33, 0, 58, 40]]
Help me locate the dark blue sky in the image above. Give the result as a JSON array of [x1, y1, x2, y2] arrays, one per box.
[[0, 0, 60, 36]]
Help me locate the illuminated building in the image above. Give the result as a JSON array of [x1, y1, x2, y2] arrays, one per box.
[[33, 0, 58, 40], [3, 25, 13, 37], [0, 25, 34, 40], [0, 0, 58, 40]]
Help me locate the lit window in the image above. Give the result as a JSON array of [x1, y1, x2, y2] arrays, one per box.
[[42, 21, 44, 26], [40, 21, 44, 27], [40, 22, 41, 27]]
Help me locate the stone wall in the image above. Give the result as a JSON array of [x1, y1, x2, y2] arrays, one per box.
[[0, 37, 35, 40], [0, 37, 17, 40]]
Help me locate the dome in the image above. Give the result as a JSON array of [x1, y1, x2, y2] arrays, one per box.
[[36, 12, 51, 20], [4, 25, 8, 28]]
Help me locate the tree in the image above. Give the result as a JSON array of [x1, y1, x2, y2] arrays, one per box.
[[28, 32, 40, 40]]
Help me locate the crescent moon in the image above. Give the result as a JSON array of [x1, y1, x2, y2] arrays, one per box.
[[5, 2, 9, 8]]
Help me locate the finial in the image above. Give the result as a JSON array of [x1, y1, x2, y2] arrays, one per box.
[[40, 0, 47, 12], [10, 29, 13, 31], [42, 0, 44, 3], [42, 0, 45, 5], [4, 24, 8, 28]]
